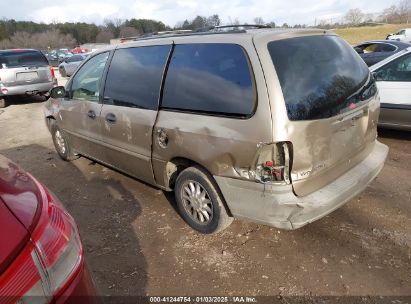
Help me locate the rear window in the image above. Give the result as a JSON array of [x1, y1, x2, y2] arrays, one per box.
[[268, 35, 374, 121], [162, 43, 255, 117], [0, 50, 49, 69]]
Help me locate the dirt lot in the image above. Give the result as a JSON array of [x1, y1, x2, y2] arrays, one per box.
[[0, 76, 410, 297]]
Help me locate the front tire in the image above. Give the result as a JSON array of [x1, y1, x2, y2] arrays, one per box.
[[51, 123, 78, 161], [174, 166, 233, 234], [0, 98, 6, 108]]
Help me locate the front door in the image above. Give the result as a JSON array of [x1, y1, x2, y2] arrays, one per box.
[[98, 44, 172, 185], [374, 52, 411, 128], [58, 52, 110, 160]]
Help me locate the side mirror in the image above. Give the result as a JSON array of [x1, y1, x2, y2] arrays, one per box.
[[50, 86, 66, 99]]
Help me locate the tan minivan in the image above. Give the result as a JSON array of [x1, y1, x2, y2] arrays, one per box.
[[45, 26, 388, 234]]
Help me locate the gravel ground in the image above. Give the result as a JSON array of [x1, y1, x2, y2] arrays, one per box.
[[0, 73, 410, 298]]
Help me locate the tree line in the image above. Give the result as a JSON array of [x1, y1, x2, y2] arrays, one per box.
[[318, 0, 410, 28], [0, 18, 169, 49], [0, 0, 409, 50], [0, 15, 281, 50]]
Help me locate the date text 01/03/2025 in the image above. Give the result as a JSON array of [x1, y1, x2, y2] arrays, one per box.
[[149, 297, 257, 303]]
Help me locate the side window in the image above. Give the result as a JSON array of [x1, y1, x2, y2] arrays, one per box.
[[103, 45, 171, 110], [70, 52, 109, 102], [363, 44, 378, 53], [375, 44, 396, 52], [162, 43, 255, 117], [375, 53, 411, 82]]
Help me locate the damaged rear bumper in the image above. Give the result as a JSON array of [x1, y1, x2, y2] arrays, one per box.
[[214, 141, 388, 230]]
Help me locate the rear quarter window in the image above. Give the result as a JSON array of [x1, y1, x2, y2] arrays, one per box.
[[377, 44, 397, 52], [162, 43, 255, 117], [268, 35, 373, 121]]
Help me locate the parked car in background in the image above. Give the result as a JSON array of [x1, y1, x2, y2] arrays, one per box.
[[354, 40, 410, 66], [371, 47, 411, 131], [59, 54, 90, 77], [387, 28, 411, 43], [0, 155, 98, 303], [44, 27, 388, 234], [0, 49, 57, 108], [46, 49, 73, 67]]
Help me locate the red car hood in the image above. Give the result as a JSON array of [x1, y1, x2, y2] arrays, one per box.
[[0, 155, 43, 273]]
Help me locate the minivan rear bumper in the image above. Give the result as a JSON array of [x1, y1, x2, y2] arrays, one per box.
[[0, 81, 54, 96], [215, 141, 388, 230]]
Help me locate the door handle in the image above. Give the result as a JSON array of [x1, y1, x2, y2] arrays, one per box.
[[87, 110, 96, 119], [105, 113, 116, 124]]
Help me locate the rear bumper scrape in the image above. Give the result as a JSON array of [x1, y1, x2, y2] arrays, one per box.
[[215, 141, 388, 230]]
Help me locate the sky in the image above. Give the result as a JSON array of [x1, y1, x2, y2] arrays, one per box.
[[1, 0, 394, 27]]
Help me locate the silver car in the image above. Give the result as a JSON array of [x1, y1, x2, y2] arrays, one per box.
[[0, 49, 56, 108], [58, 54, 89, 77]]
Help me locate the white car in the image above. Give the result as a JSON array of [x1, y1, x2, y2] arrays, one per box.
[[58, 53, 89, 77], [370, 47, 411, 131], [387, 28, 411, 43]]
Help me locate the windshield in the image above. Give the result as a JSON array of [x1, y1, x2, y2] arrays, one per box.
[[268, 35, 374, 121], [0, 50, 49, 69]]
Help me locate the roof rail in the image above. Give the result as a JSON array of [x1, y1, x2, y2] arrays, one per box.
[[196, 24, 272, 32], [126, 24, 273, 42], [120, 30, 193, 43], [151, 29, 193, 36]]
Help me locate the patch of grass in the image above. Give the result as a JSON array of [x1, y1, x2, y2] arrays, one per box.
[[333, 24, 409, 44]]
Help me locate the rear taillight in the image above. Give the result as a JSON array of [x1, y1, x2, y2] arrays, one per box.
[[0, 244, 48, 304], [49, 66, 55, 78], [48, 66, 55, 82], [32, 189, 83, 297], [253, 142, 292, 184], [0, 179, 83, 303]]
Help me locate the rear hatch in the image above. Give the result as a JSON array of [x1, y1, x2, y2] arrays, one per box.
[[0, 199, 29, 274], [0, 50, 52, 87], [267, 35, 379, 196], [0, 155, 42, 272]]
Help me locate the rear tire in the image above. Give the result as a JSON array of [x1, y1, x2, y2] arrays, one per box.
[[0, 98, 5, 108], [51, 122, 78, 161], [174, 166, 233, 234]]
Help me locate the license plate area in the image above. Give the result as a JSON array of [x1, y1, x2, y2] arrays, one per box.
[[16, 72, 38, 81]]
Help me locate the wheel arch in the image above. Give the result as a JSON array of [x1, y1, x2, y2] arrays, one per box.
[[165, 157, 233, 217], [45, 115, 56, 132]]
